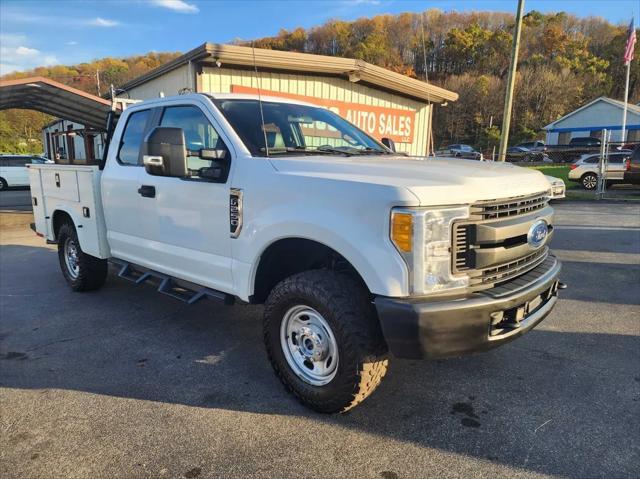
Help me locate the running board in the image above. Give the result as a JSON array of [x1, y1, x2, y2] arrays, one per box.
[[115, 261, 234, 305]]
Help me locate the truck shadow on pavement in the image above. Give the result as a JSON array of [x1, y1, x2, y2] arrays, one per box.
[[1, 244, 639, 478]]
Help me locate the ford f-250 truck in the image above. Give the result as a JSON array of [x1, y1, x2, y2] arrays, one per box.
[[29, 93, 563, 413]]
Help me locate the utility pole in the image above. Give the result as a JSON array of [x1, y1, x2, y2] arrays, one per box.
[[96, 69, 101, 97], [498, 0, 525, 161]]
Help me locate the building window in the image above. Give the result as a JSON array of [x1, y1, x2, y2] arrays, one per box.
[[558, 132, 571, 144], [627, 129, 640, 143], [590, 130, 602, 139]]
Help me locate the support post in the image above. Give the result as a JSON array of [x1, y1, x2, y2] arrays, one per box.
[[621, 61, 631, 144], [498, 0, 525, 161]]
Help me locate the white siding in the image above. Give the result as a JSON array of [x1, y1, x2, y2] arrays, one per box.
[[126, 64, 193, 101]]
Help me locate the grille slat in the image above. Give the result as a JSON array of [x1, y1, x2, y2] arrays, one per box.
[[470, 192, 549, 220], [452, 192, 551, 291]]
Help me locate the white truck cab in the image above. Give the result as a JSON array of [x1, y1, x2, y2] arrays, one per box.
[[30, 93, 563, 413]]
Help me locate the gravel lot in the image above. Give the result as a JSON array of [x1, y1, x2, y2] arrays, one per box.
[[1, 201, 639, 479]]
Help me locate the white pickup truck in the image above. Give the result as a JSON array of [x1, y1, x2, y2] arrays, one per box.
[[30, 93, 563, 413]]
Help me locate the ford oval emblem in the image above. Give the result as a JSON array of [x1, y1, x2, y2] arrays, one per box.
[[528, 220, 548, 249]]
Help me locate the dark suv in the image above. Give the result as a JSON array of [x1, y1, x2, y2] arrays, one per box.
[[569, 137, 601, 147]]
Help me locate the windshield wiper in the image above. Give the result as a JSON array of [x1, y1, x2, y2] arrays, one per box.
[[315, 146, 357, 156], [360, 147, 393, 155], [260, 146, 353, 156], [259, 146, 319, 155]]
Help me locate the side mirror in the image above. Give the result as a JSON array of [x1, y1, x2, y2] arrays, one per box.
[[142, 127, 188, 177], [381, 137, 396, 152]]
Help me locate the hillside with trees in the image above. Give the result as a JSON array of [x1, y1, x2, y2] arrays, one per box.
[[0, 52, 181, 153], [1, 9, 638, 154]]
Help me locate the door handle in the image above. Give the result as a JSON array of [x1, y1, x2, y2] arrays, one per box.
[[138, 185, 156, 198]]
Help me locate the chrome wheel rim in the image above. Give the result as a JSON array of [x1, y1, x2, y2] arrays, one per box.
[[583, 175, 597, 189], [280, 305, 339, 386], [64, 237, 80, 279]]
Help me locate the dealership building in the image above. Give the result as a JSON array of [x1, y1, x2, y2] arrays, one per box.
[[38, 43, 458, 161]]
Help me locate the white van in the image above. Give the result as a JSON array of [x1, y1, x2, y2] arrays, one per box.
[[0, 155, 51, 190]]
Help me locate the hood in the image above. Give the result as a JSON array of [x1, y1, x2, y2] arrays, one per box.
[[268, 155, 552, 206]]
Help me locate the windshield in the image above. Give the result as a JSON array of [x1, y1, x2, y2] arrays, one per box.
[[214, 99, 389, 157]]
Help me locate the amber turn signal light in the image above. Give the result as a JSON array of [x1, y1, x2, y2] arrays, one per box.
[[391, 212, 413, 253]]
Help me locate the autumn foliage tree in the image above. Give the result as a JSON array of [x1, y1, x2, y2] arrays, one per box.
[[2, 9, 638, 153]]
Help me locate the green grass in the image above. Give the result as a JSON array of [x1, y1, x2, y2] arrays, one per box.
[[528, 165, 577, 189]]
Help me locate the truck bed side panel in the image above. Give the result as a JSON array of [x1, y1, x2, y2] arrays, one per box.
[[28, 167, 48, 237], [28, 164, 110, 259]]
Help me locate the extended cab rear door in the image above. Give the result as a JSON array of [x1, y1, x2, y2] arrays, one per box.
[[101, 107, 154, 264]]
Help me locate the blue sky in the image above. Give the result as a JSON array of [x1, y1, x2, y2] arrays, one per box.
[[1, 0, 638, 75]]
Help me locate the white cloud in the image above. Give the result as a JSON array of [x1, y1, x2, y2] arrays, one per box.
[[90, 17, 119, 27], [0, 33, 58, 74], [14, 46, 40, 56], [150, 0, 199, 14], [65, 41, 78, 46]]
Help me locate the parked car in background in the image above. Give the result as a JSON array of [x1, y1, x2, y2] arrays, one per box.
[[0, 154, 52, 190], [567, 151, 632, 190], [623, 145, 640, 185], [516, 140, 546, 152], [568, 137, 601, 147], [506, 146, 552, 163], [435, 144, 482, 160]]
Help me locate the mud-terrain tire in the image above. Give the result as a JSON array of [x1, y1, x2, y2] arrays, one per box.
[[57, 221, 107, 292], [264, 269, 389, 413]]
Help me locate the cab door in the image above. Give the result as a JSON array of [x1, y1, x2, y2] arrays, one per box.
[[101, 107, 155, 264], [137, 101, 234, 293]]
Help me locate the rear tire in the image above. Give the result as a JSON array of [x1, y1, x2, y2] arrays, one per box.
[[581, 173, 598, 190], [264, 270, 389, 413], [0, 177, 8, 190], [57, 222, 107, 291]]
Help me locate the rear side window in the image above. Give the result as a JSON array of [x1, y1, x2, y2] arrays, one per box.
[[3, 157, 27, 166], [584, 157, 599, 164], [609, 155, 626, 164], [118, 109, 151, 165]]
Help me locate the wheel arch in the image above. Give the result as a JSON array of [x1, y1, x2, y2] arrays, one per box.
[[250, 237, 371, 304], [52, 209, 75, 240]]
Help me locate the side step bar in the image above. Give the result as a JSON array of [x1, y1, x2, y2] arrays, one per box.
[[114, 261, 234, 306]]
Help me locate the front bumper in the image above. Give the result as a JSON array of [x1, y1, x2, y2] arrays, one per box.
[[375, 257, 562, 359]]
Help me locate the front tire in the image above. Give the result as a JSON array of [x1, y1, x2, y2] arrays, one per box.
[[581, 173, 598, 190], [57, 222, 107, 291], [264, 270, 389, 413], [0, 177, 8, 190]]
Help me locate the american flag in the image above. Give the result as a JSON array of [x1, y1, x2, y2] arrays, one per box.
[[624, 18, 637, 65]]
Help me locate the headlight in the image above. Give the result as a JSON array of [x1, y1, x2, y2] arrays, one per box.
[[391, 206, 470, 295]]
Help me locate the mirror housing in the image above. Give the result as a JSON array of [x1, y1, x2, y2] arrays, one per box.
[[142, 127, 187, 177], [381, 137, 396, 152]]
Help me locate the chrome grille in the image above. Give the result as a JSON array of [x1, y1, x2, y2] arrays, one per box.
[[453, 191, 552, 291], [469, 248, 548, 287], [470, 192, 549, 220]]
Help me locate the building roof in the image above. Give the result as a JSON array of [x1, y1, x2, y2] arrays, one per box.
[[0, 76, 117, 130], [118, 43, 458, 104], [544, 97, 640, 130]]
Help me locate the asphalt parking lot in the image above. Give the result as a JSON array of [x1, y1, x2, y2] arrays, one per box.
[[1, 201, 639, 479]]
